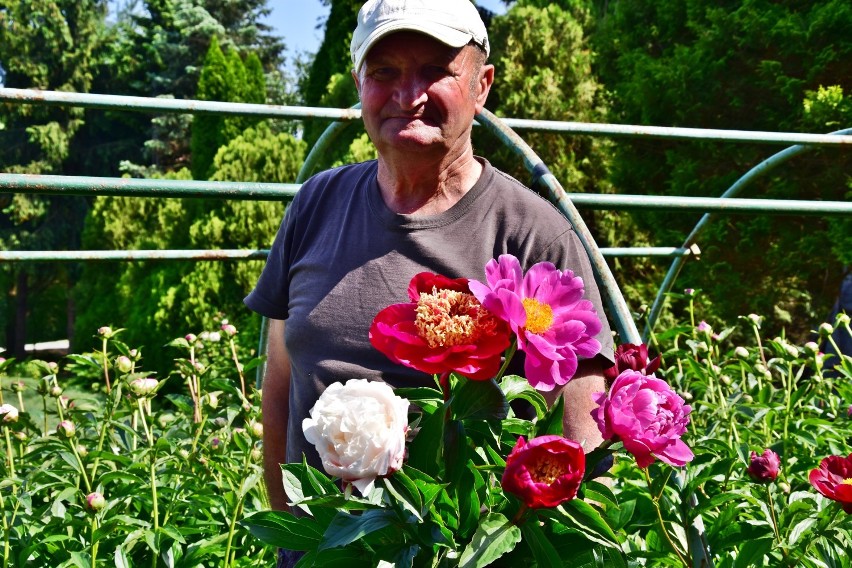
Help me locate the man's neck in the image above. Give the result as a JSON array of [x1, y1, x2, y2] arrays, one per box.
[[376, 148, 482, 216]]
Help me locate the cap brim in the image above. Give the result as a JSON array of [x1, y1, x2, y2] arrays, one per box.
[[353, 19, 472, 72]]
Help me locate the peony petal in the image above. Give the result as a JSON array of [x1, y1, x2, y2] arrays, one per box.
[[656, 438, 694, 467]]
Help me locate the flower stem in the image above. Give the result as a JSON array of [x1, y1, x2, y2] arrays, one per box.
[[223, 450, 253, 567], [70, 439, 92, 493], [643, 468, 690, 568], [764, 484, 785, 559], [228, 338, 247, 400], [494, 340, 518, 383], [101, 338, 112, 394], [90, 515, 100, 568], [2, 428, 14, 479]]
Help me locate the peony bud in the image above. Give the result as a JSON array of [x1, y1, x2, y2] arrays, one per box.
[[205, 392, 219, 409], [86, 492, 106, 511], [747, 449, 780, 482], [836, 313, 851, 327], [185, 333, 197, 343], [97, 326, 113, 338], [684, 288, 695, 296], [10, 380, 25, 393], [57, 420, 76, 438], [248, 420, 264, 439], [48, 362, 58, 373], [129, 349, 139, 360], [207, 331, 221, 343], [819, 322, 834, 336], [221, 324, 237, 336], [747, 314, 762, 327], [250, 448, 263, 462], [734, 346, 750, 359], [115, 356, 133, 374], [804, 342, 820, 355], [697, 321, 713, 336], [49, 385, 63, 398], [0, 404, 19, 423], [13, 431, 28, 442], [129, 378, 159, 398], [210, 437, 224, 453], [719, 374, 732, 386]]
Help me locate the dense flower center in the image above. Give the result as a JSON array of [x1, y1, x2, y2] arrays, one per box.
[[522, 298, 554, 335], [842, 478, 852, 485], [529, 457, 567, 485], [415, 287, 496, 348]]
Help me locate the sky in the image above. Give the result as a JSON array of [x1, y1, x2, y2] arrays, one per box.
[[266, 1, 508, 61]]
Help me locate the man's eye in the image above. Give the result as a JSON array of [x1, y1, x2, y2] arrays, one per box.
[[370, 68, 395, 80], [426, 66, 450, 77]]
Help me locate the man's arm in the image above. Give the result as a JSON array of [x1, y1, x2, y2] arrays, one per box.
[[543, 358, 606, 451], [261, 318, 291, 511]]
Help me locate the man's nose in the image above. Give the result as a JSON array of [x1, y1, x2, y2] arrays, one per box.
[[394, 75, 428, 110]]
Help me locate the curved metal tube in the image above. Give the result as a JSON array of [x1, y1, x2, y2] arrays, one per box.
[[475, 108, 641, 344], [644, 126, 852, 341]]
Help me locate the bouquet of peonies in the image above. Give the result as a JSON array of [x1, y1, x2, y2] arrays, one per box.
[[245, 255, 695, 567]]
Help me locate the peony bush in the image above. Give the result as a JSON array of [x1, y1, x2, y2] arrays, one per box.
[[0, 274, 850, 566]]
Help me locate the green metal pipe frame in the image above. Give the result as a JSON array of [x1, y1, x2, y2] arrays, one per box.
[[3, 172, 851, 215], [643, 126, 852, 341], [3, 87, 851, 146], [0, 247, 702, 263]]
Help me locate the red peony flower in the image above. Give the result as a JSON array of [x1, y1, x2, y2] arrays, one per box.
[[603, 343, 661, 381], [809, 453, 852, 513], [501, 435, 585, 509], [747, 449, 780, 482], [369, 272, 511, 380]]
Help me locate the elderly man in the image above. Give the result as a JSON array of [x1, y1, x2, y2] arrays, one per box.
[[245, 0, 614, 548]]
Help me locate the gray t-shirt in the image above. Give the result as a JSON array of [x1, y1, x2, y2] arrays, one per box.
[[245, 158, 614, 467]]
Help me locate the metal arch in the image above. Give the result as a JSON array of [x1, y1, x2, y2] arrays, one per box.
[[643, 126, 852, 341]]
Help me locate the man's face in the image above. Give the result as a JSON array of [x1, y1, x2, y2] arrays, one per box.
[[353, 32, 493, 158]]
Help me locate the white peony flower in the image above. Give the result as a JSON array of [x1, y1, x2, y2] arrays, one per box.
[[0, 403, 19, 423], [303, 379, 409, 495]]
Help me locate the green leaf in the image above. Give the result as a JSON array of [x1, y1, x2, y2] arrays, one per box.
[[406, 400, 447, 475], [521, 519, 563, 567], [65, 354, 103, 369], [458, 513, 521, 568], [732, 538, 773, 568], [241, 510, 324, 550], [500, 374, 548, 418], [552, 499, 619, 549], [382, 475, 423, 522], [535, 394, 564, 437], [788, 518, 817, 548], [452, 378, 509, 422], [319, 509, 397, 551]]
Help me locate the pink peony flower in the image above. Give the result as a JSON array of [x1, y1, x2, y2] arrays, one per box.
[[501, 435, 585, 509], [809, 454, 852, 513], [0, 404, 19, 423], [370, 272, 511, 380], [604, 343, 661, 381], [747, 449, 780, 482], [469, 255, 602, 391], [592, 369, 693, 468]]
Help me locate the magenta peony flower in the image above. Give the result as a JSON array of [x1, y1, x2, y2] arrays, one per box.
[[747, 449, 780, 482], [370, 272, 511, 380], [469, 254, 602, 391], [809, 454, 852, 513], [501, 435, 585, 508], [604, 343, 661, 381], [592, 369, 693, 468]]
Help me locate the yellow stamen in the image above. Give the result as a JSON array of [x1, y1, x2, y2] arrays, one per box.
[[415, 287, 497, 348], [842, 478, 852, 485], [523, 298, 554, 335], [529, 458, 567, 485]]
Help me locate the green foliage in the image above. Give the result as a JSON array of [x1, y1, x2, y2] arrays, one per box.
[[591, 0, 852, 339], [0, 328, 273, 565], [74, 128, 306, 375]]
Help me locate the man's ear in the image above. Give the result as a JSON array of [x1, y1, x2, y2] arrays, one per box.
[[351, 69, 362, 96], [475, 64, 495, 113]]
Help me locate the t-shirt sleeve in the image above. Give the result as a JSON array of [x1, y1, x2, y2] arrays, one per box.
[[243, 197, 298, 320]]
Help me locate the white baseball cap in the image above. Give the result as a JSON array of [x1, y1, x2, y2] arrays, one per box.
[[350, 0, 490, 73]]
